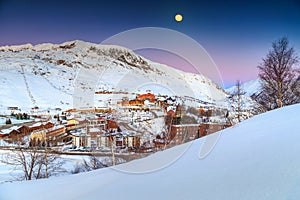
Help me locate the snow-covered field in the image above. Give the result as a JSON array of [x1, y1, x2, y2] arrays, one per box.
[[1, 104, 299, 200]]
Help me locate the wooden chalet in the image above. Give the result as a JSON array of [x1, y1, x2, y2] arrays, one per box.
[[30, 125, 68, 147], [17, 125, 31, 135]]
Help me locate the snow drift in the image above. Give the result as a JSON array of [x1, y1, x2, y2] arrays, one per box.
[[1, 104, 300, 200]]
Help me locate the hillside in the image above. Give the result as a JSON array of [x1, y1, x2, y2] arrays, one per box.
[[226, 79, 261, 97], [0, 40, 228, 111], [1, 104, 300, 200]]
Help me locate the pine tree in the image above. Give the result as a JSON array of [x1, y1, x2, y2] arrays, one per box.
[[5, 118, 12, 124]]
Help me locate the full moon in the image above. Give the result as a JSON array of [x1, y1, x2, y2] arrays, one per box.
[[175, 14, 183, 22]]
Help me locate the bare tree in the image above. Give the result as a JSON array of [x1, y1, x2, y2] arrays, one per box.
[[257, 37, 299, 110], [1, 148, 41, 180], [229, 80, 246, 123], [82, 154, 107, 171], [0, 148, 64, 181]]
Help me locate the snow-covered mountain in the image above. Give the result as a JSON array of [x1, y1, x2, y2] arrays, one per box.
[[0, 40, 228, 111], [1, 104, 299, 200], [226, 79, 261, 97]]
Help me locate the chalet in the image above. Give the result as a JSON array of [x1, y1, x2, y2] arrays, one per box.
[[0, 126, 21, 137], [7, 129, 21, 138], [0, 126, 24, 144], [0, 129, 12, 137], [55, 108, 62, 111], [65, 123, 77, 131], [44, 122, 55, 129], [65, 108, 102, 113], [8, 106, 19, 111], [29, 123, 42, 132], [30, 125, 66, 146], [31, 106, 39, 110], [29, 122, 55, 132], [66, 118, 89, 131], [67, 118, 80, 125], [137, 93, 155, 103], [95, 108, 112, 113], [17, 125, 31, 135], [129, 99, 144, 106], [67, 118, 89, 125]]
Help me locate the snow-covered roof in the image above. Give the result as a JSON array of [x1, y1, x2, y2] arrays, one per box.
[[0, 129, 12, 135], [29, 122, 42, 128], [89, 127, 101, 132], [0, 125, 21, 134]]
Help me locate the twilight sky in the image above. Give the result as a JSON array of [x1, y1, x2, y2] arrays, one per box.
[[0, 0, 299, 87]]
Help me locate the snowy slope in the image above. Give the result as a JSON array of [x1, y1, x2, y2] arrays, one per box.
[[1, 104, 300, 200], [0, 40, 228, 111], [226, 79, 261, 96]]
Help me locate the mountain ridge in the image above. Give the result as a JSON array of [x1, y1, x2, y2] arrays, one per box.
[[0, 40, 237, 111]]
